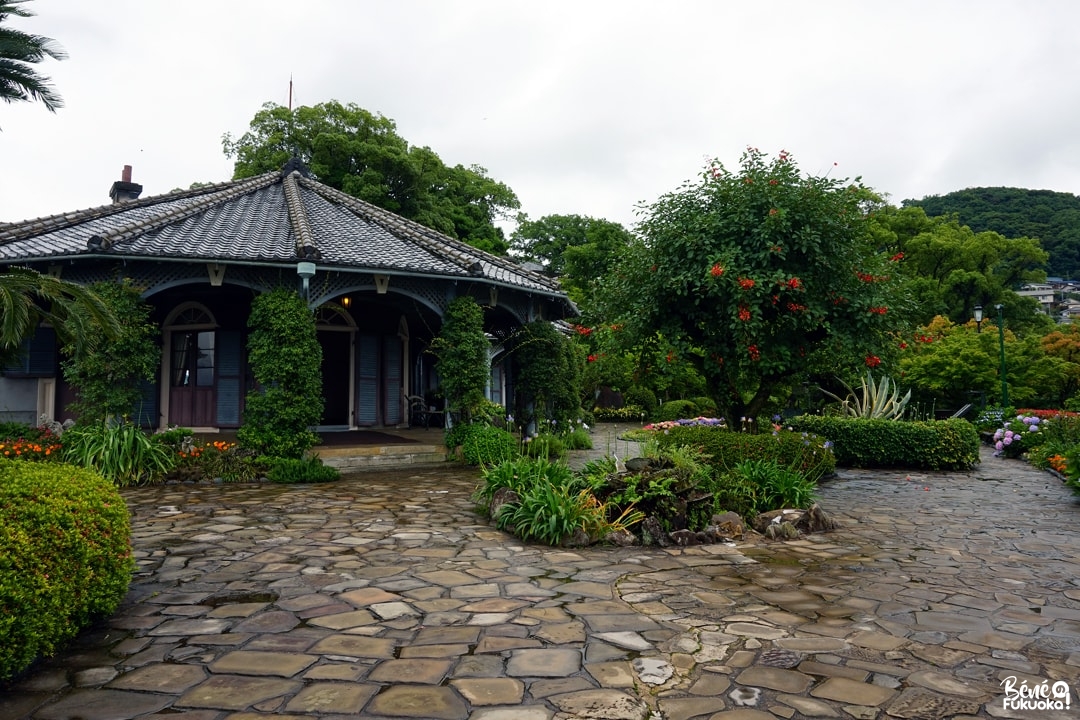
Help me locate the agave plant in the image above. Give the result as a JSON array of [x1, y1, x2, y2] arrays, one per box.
[[821, 372, 911, 420]]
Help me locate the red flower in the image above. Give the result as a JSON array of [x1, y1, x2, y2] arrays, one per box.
[[768, 179, 778, 186], [738, 277, 756, 290], [899, 341, 908, 350], [666, 351, 676, 363], [768, 208, 779, 216], [587, 354, 598, 363], [710, 263, 724, 277], [748, 345, 761, 361], [890, 252, 905, 262], [865, 355, 882, 368], [575, 325, 593, 336], [609, 324, 623, 331], [787, 277, 802, 290], [786, 302, 806, 312], [738, 306, 751, 321], [868, 306, 888, 315]]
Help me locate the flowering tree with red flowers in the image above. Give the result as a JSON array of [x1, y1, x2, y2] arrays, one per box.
[[598, 148, 908, 419]]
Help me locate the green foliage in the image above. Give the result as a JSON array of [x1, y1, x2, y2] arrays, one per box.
[[731, 458, 819, 510], [564, 427, 593, 450], [872, 205, 1049, 331], [512, 320, 583, 428], [820, 372, 911, 419], [654, 425, 837, 478], [0, 267, 117, 368], [0, 459, 132, 681], [496, 485, 606, 546], [61, 281, 158, 424], [456, 423, 519, 466], [523, 433, 566, 460], [599, 148, 909, 420], [656, 400, 701, 422], [790, 415, 979, 470], [474, 456, 576, 509], [223, 100, 519, 253], [263, 456, 340, 484], [900, 316, 1068, 409], [237, 288, 322, 459], [592, 405, 645, 422], [430, 297, 489, 422], [0, 0, 66, 119], [509, 214, 633, 305], [61, 419, 176, 486], [0, 422, 46, 442], [622, 386, 658, 416], [905, 186, 1080, 279]]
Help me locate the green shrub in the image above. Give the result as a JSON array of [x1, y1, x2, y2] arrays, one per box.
[[264, 456, 339, 483], [62, 419, 176, 486], [656, 400, 699, 422], [654, 425, 836, 478], [690, 396, 718, 416], [730, 458, 818, 511], [0, 459, 133, 680], [592, 405, 645, 422], [497, 484, 606, 545], [789, 416, 979, 470], [474, 456, 577, 510], [524, 433, 566, 459], [622, 386, 658, 416], [0, 422, 45, 442], [563, 427, 593, 450], [446, 423, 519, 466]]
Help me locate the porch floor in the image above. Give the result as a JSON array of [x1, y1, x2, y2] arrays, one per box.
[[198, 427, 450, 470]]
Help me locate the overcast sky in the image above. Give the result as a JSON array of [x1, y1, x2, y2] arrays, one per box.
[[3, 1, 1080, 235]]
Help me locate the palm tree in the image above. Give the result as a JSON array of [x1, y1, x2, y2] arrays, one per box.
[[0, 0, 66, 116], [0, 267, 118, 367]]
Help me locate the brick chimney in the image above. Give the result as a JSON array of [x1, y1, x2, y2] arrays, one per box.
[[109, 165, 143, 204]]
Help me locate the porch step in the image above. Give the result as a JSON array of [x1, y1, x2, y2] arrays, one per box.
[[316, 442, 448, 470]]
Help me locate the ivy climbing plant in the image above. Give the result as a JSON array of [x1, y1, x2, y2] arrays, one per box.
[[512, 320, 584, 430], [429, 295, 489, 423], [237, 288, 323, 459], [61, 280, 158, 424]]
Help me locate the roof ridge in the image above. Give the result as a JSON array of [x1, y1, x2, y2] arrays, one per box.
[[282, 171, 317, 259], [84, 173, 280, 252], [298, 177, 562, 290], [0, 173, 278, 246]]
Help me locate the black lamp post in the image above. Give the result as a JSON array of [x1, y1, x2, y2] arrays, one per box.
[[995, 304, 1009, 406], [974, 305, 983, 333]]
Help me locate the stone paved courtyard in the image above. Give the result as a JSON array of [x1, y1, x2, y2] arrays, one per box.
[[2, 445, 1079, 719]]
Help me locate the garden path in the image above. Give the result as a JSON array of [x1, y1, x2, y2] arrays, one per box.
[[2, 440, 1078, 720]]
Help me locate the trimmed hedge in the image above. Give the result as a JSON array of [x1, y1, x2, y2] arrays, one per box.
[[0, 459, 133, 681], [654, 426, 836, 478], [789, 416, 979, 470], [446, 423, 519, 466], [656, 400, 700, 422]]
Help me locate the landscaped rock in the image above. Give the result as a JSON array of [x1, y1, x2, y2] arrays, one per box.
[[765, 521, 800, 540], [488, 488, 519, 527], [712, 511, 746, 538]]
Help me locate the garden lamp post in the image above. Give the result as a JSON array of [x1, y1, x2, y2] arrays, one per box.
[[973, 305, 983, 333], [995, 304, 1009, 406]]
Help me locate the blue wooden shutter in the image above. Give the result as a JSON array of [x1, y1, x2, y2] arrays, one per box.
[[216, 330, 243, 427], [356, 334, 378, 426], [383, 336, 402, 425]]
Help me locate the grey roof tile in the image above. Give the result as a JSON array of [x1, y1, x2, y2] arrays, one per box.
[[0, 167, 568, 302]]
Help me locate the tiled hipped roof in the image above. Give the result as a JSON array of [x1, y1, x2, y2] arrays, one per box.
[[0, 165, 567, 302]]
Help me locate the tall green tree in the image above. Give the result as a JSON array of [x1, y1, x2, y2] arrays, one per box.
[[871, 205, 1050, 330], [223, 101, 520, 253], [0, 267, 117, 368], [599, 148, 909, 419], [510, 213, 634, 308], [0, 0, 65, 121]]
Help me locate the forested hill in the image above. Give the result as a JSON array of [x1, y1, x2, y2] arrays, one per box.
[[903, 187, 1080, 279]]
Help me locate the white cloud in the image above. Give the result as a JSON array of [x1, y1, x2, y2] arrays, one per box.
[[4, 0, 1080, 232]]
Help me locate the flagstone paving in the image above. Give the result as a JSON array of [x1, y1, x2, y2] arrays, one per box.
[[2, 444, 1079, 719]]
